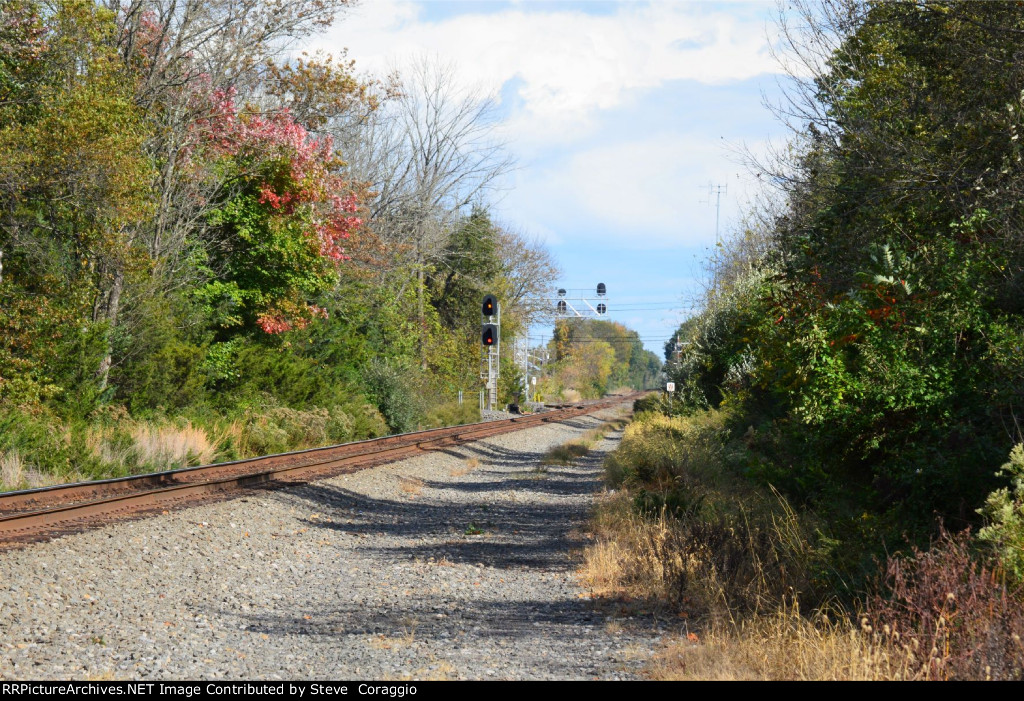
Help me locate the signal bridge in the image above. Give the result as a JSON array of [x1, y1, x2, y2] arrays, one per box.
[[550, 283, 608, 318]]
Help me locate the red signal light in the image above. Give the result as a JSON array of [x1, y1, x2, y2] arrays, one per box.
[[482, 324, 498, 346]]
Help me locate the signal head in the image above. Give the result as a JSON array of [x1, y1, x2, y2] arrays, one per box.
[[481, 294, 498, 318]]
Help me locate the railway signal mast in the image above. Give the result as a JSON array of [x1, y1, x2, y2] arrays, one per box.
[[480, 294, 500, 411]]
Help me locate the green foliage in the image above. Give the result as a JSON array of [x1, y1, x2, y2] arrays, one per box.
[[667, 3, 1024, 545], [602, 410, 834, 613], [237, 404, 384, 456], [428, 208, 502, 331], [362, 358, 423, 434], [202, 190, 335, 332], [977, 444, 1024, 583], [0, 0, 534, 486], [421, 401, 480, 429], [110, 296, 210, 414]]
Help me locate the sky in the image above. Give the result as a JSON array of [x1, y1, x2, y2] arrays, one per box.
[[302, 0, 793, 356]]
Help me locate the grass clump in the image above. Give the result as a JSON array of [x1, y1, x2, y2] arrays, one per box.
[[397, 475, 425, 497], [649, 606, 918, 681], [541, 441, 590, 466], [540, 419, 627, 467], [450, 456, 480, 477]]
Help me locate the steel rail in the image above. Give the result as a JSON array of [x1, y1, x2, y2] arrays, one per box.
[[0, 394, 639, 546]]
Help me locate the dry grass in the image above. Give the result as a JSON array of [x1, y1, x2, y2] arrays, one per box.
[[561, 389, 583, 403], [367, 630, 417, 651], [0, 450, 24, 490], [81, 426, 132, 471], [23, 467, 65, 489], [0, 450, 69, 491], [650, 608, 919, 681], [583, 493, 920, 680], [541, 441, 590, 466], [450, 456, 480, 477], [392, 660, 458, 681], [583, 483, 820, 617], [132, 421, 218, 468], [397, 475, 425, 497], [578, 409, 885, 679], [540, 419, 627, 468]]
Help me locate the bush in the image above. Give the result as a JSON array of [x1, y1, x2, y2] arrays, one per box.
[[235, 401, 388, 456], [604, 411, 726, 490], [363, 358, 423, 434], [977, 444, 1024, 583], [213, 341, 357, 411], [585, 489, 822, 620], [588, 410, 830, 618], [867, 528, 1024, 680], [421, 401, 480, 429]]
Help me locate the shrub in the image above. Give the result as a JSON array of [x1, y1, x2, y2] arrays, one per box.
[[363, 358, 423, 434], [867, 528, 1024, 680], [422, 401, 480, 429], [977, 444, 1024, 583], [587, 410, 829, 618], [131, 421, 217, 468], [603, 411, 726, 490], [584, 489, 822, 620]]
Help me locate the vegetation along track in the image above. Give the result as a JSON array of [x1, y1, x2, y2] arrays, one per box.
[[0, 395, 640, 548]]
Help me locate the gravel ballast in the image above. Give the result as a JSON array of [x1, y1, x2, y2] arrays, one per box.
[[0, 405, 665, 680]]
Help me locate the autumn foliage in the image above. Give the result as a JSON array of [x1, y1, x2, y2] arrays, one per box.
[[195, 87, 362, 333]]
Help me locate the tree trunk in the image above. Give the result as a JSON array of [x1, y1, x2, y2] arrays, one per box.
[[94, 267, 124, 391], [418, 257, 427, 371]]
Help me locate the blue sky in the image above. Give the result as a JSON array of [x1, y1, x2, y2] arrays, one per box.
[[305, 0, 792, 355]]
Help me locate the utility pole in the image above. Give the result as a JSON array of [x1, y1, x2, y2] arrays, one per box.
[[515, 336, 528, 404], [702, 182, 728, 244]]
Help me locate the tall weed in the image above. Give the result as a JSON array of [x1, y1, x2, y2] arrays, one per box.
[[867, 528, 1024, 680], [650, 606, 919, 680]]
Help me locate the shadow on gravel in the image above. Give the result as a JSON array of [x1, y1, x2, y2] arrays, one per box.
[[228, 592, 611, 642], [206, 429, 655, 657], [258, 439, 611, 573]]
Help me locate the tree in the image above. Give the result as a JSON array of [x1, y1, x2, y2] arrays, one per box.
[[195, 88, 363, 335], [428, 208, 502, 331], [676, 0, 1024, 531], [544, 318, 660, 399], [492, 227, 561, 335], [336, 56, 514, 367], [0, 0, 154, 396]]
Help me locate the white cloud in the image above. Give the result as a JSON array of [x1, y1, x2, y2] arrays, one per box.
[[503, 133, 770, 248], [305, 1, 780, 146]]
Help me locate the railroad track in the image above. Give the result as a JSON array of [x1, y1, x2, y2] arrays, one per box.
[[0, 394, 640, 547]]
